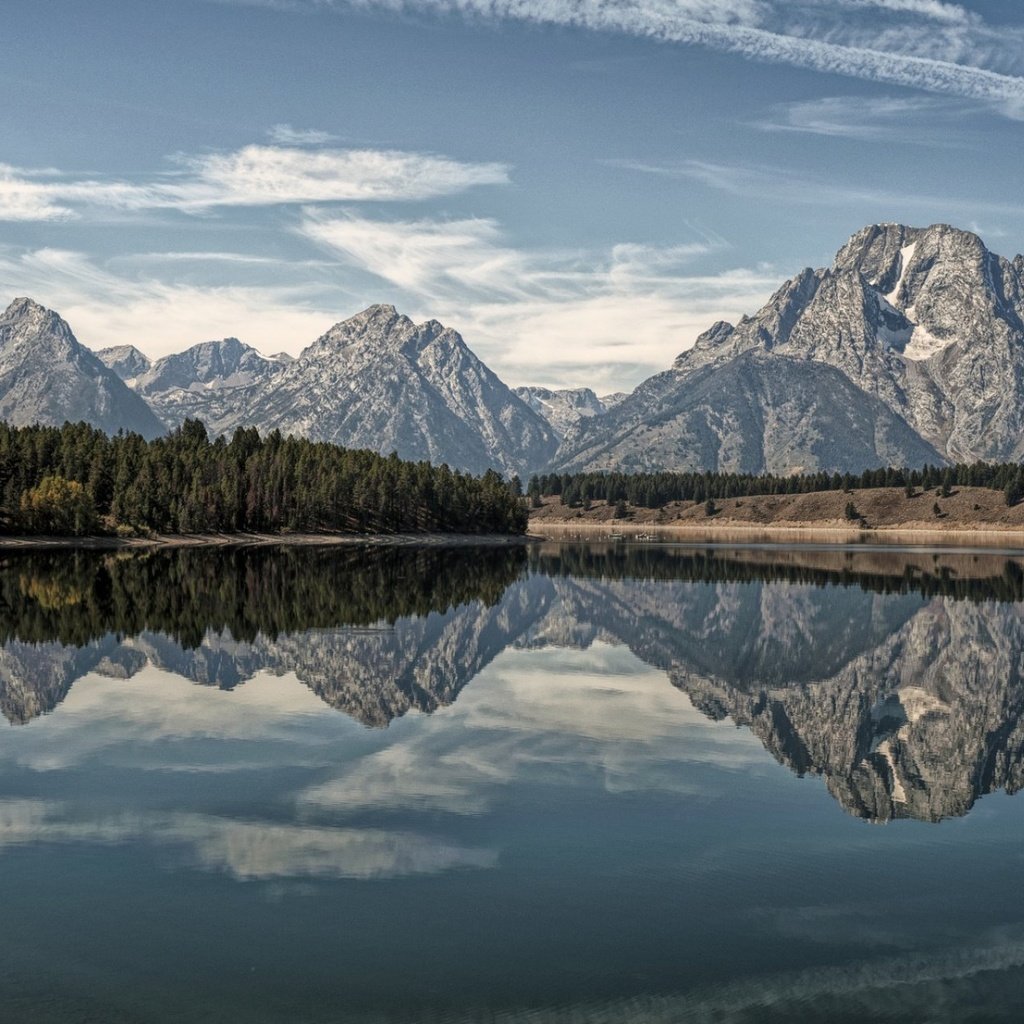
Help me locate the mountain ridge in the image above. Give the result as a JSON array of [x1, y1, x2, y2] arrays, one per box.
[[553, 221, 1024, 474], [0, 298, 164, 439], [5, 221, 1024, 476]]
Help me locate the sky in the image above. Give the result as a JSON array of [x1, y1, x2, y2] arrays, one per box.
[[0, 0, 1022, 391]]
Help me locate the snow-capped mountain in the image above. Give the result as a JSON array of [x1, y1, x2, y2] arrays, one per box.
[[0, 298, 164, 438], [210, 304, 558, 477], [554, 223, 1024, 473]]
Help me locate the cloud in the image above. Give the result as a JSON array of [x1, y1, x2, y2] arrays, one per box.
[[2, 666, 337, 771], [293, 0, 1024, 114], [176, 145, 509, 206], [114, 251, 333, 266], [302, 641, 770, 817], [0, 164, 163, 222], [266, 123, 337, 144], [299, 212, 778, 388], [301, 214, 526, 297], [0, 143, 510, 222], [840, 0, 973, 25], [755, 94, 974, 143], [0, 164, 75, 222], [0, 246, 342, 359], [610, 158, 1024, 219], [0, 801, 495, 880], [0, 219, 776, 386]]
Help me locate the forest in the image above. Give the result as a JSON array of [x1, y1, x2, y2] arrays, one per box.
[[0, 419, 528, 537], [528, 462, 1024, 509]]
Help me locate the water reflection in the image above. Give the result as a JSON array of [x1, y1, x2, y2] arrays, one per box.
[[2, 543, 1024, 822], [6, 543, 1024, 1022]]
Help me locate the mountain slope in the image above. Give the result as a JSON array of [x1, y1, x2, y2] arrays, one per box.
[[513, 386, 614, 440], [0, 298, 164, 438], [553, 350, 942, 474], [214, 305, 557, 476], [672, 223, 1024, 462], [554, 223, 1024, 473], [131, 337, 284, 429], [97, 344, 151, 382]]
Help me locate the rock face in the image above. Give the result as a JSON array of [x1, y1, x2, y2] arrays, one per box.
[[666, 593, 1024, 824], [554, 222, 1024, 473], [0, 299, 164, 438], [213, 305, 558, 477], [131, 337, 284, 429], [96, 344, 151, 382], [513, 386, 614, 440], [550, 351, 942, 474]]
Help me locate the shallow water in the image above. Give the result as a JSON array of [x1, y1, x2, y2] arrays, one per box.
[[1, 542, 1024, 1022]]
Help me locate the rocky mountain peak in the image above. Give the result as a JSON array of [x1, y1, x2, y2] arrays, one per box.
[[3, 296, 55, 322], [832, 222, 1009, 321], [0, 295, 164, 438], [192, 303, 559, 476], [311, 304, 406, 353], [674, 320, 735, 367], [135, 337, 279, 398], [0, 297, 78, 354], [635, 221, 1024, 465], [97, 344, 152, 381], [513, 385, 614, 440]]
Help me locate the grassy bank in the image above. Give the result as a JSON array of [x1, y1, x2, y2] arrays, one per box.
[[528, 486, 1024, 544]]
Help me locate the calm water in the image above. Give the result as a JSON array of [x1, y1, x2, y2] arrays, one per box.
[[2, 541, 1024, 1023]]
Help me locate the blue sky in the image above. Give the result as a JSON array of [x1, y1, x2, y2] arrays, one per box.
[[1, 0, 1022, 390]]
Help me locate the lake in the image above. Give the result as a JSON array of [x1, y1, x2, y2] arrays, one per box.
[[2, 541, 1024, 1022]]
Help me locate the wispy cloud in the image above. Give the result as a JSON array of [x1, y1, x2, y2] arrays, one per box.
[[299, 211, 777, 388], [609, 158, 1024, 219], [266, 123, 337, 144], [0, 212, 777, 387], [302, 642, 768, 817], [0, 801, 495, 880], [0, 143, 510, 222], [277, 0, 1024, 115], [755, 94, 975, 144], [840, 0, 973, 25], [0, 247, 342, 358]]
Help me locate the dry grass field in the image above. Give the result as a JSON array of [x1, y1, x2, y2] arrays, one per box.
[[529, 486, 1024, 540]]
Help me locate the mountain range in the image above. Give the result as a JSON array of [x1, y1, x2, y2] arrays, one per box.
[[3, 221, 1023, 475]]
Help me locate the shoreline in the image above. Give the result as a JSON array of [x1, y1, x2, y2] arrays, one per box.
[[529, 520, 1024, 550], [526, 485, 1024, 550], [0, 532, 535, 551]]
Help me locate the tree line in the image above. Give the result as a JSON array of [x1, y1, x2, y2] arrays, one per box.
[[528, 462, 1024, 510], [0, 419, 528, 537], [0, 544, 527, 649]]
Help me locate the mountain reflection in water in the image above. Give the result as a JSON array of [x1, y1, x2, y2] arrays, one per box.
[[3, 542, 1024, 824]]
